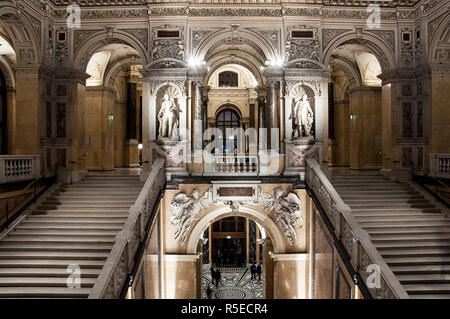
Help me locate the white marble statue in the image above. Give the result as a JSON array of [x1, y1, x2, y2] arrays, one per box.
[[260, 187, 303, 245], [293, 94, 314, 138], [170, 187, 212, 246], [158, 93, 179, 139]]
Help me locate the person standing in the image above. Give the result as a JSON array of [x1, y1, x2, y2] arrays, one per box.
[[250, 262, 257, 280], [216, 269, 221, 287], [206, 284, 213, 299], [257, 263, 262, 281]]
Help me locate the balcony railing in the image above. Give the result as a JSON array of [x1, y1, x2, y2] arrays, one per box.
[[204, 154, 259, 175], [0, 155, 40, 184], [88, 159, 166, 299], [306, 158, 409, 299], [430, 154, 450, 178]]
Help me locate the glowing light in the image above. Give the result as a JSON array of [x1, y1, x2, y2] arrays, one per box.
[[138, 144, 143, 150], [187, 57, 206, 68]]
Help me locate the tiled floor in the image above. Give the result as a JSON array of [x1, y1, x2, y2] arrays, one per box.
[[202, 265, 263, 299]]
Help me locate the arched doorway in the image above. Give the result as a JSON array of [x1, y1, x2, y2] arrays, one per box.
[[0, 68, 6, 154], [201, 215, 266, 300], [186, 205, 286, 300], [215, 107, 241, 154]]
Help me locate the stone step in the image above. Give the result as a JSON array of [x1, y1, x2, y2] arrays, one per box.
[[379, 247, 450, 257], [368, 228, 450, 235], [57, 189, 141, 194], [403, 284, 450, 295], [32, 208, 129, 214], [360, 220, 450, 228], [0, 243, 113, 252], [346, 199, 429, 204], [63, 184, 142, 189], [0, 268, 100, 278], [374, 241, 450, 249], [0, 251, 109, 260], [12, 230, 118, 237], [4, 235, 115, 243], [409, 294, 450, 299], [46, 197, 137, 202], [354, 208, 441, 214], [42, 201, 135, 206], [351, 203, 435, 209], [338, 191, 419, 196], [397, 274, 450, 285], [354, 211, 443, 217], [16, 225, 122, 231], [0, 287, 91, 298], [23, 220, 125, 227], [0, 259, 105, 269], [391, 265, 450, 275], [50, 194, 138, 199], [37, 205, 132, 210], [29, 212, 128, 218], [370, 233, 450, 241], [385, 256, 450, 266], [357, 215, 447, 222], [0, 277, 96, 288], [342, 195, 424, 200], [26, 213, 128, 223]]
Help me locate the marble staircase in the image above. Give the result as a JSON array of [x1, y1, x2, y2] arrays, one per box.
[[0, 173, 143, 298], [331, 173, 450, 299]]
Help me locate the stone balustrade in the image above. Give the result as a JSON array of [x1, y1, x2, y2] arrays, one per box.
[[204, 154, 259, 175], [88, 159, 166, 299], [0, 155, 41, 184], [305, 158, 409, 299], [430, 154, 450, 178]]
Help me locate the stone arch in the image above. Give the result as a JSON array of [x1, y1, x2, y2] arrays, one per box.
[[104, 57, 142, 88], [73, 30, 149, 71], [428, 14, 450, 65], [205, 55, 264, 86], [288, 81, 320, 99], [195, 29, 277, 63], [322, 30, 397, 72], [212, 101, 245, 120], [0, 4, 41, 64], [0, 56, 15, 90], [329, 56, 363, 89], [152, 81, 184, 98], [186, 205, 287, 254]]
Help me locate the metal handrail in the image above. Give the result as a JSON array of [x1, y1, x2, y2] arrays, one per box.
[[0, 165, 57, 230]]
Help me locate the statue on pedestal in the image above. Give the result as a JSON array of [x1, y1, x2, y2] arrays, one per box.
[[292, 94, 314, 139], [158, 93, 179, 140]]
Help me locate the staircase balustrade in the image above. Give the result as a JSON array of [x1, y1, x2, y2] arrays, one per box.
[[305, 158, 409, 299], [0, 155, 40, 184], [430, 154, 450, 178], [88, 159, 166, 299], [204, 154, 259, 175]]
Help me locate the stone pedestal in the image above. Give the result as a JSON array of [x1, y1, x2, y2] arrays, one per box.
[[284, 137, 321, 179], [124, 139, 140, 168], [151, 139, 188, 178]]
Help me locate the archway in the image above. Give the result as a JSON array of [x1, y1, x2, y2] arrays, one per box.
[[186, 205, 286, 300]]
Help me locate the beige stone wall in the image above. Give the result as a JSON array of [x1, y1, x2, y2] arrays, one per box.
[[274, 257, 309, 299], [429, 77, 450, 154]]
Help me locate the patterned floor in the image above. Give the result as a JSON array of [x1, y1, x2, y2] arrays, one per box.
[[202, 265, 263, 299]]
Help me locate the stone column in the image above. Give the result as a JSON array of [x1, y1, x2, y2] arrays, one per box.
[[267, 80, 279, 153], [257, 95, 266, 152], [6, 87, 16, 155], [262, 238, 274, 299], [124, 82, 139, 167], [12, 66, 45, 155], [193, 81, 204, 157]]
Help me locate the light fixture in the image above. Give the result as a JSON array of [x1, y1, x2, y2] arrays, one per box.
[[107, 113, 114, 121], [138, 144, 143, 150], [350, 113, 356, 120], [226, 236, 231, 239], [187, 57, 206, 68]]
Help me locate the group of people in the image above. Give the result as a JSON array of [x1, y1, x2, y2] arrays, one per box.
[[206, 267, 222, 299], [250, 262, 262, 281]]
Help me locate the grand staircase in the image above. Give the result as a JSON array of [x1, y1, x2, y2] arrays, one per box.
[[0, 173, 143, 298], [331, 173, 450, 299]]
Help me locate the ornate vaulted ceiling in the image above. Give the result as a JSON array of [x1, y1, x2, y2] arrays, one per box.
[[49, 0, 421, 8]]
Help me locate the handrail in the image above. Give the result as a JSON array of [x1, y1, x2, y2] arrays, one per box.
[[70, 151, 89, 164], [88, 159, 166, 299], [305, 158, 409, 299], [0, 174, 55, 230]]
